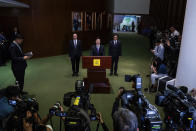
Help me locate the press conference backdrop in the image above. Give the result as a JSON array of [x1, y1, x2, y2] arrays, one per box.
[[114, 0, 150, 14]]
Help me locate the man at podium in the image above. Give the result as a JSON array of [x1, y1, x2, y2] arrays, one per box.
[[90, 37, 105, 56]]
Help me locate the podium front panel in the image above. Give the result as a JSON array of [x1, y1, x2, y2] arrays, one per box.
[[82, 56, 112, 69]]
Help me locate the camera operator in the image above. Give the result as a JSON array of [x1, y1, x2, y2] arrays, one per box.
[[111, 88, 139, 131], [0, 86, 20, 130], [169, 27, 180, 38], [0, 86, 53, 131], [150, 58, 167, 92], [6, 101, 54, 131], [165, 39, 180, 77]]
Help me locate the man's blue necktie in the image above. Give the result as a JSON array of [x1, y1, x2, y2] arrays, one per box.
[[97, 46, 99, 53]]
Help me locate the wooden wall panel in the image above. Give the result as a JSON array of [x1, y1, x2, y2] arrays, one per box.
[[149, 0, 187, 33], [0, 0, 113, 58]]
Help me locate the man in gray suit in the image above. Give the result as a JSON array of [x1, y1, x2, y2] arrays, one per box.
[[151, 39, 164, 61]]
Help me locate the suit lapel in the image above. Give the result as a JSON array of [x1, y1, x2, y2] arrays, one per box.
[[14, 43, 23, 55], [113, 40, 118, 46], [73, 40, 78, 48]]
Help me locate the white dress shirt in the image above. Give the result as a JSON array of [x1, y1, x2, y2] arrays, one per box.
[[74, 39, 77, 47], [171, 30, 180, 37]]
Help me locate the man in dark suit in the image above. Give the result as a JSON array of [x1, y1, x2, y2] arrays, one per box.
[[90, 38, 105, 56], [69, 33, 82, 76], [9, 34, 31, 94], [109, 34, 122, 76]]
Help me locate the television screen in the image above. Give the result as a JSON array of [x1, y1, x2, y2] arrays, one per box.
[[113, 15, 141, 33]]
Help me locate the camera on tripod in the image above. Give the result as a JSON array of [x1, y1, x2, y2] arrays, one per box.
[[122, 74, 162, 131], [49, 80, 97, 131], [155, 85, 196, 130]]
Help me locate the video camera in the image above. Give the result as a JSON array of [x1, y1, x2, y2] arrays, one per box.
[[122, 75, 162, 131], [156, 85, 196, 130], [6, 98, 39, 131], [49, 80, 96, 131]]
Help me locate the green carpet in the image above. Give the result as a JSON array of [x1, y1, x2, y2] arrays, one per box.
[[0, 33, 164, 131]]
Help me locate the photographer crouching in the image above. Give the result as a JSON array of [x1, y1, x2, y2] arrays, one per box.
[[0, 86, 20, 130], [0, 86, 53, 131]]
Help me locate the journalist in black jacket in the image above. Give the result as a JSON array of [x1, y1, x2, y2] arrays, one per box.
[[9, 34, 30, 94], [109, 34, 122, 76], [69, 33, 82, 76], [97, 88, 138, 131]]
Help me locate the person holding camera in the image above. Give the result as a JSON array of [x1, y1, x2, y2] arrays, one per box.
[[111, 88, 139, 131], [22, 111, 53, 131], [169, 27, 180, 38], [0, 86, 20, 130]]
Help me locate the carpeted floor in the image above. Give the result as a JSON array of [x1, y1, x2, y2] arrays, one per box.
[[0, 33, 164, 131]]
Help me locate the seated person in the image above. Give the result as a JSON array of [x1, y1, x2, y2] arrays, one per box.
[[90, 37, 105, 56], [150, 58, 167, 92], [0, 86, 20, 130]]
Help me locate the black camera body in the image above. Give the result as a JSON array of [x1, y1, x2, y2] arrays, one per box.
[[156, 85, 196, 130], [50, 80, 96, 131], [6, 98, 39, 131], [49, 101, 62, 116], [123, 75, 162, 131], [9, 98, 39, 118]]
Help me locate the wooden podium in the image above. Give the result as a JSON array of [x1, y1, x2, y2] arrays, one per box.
[[82, 56, 112, 93]]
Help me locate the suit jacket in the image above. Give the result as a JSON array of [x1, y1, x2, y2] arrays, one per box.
[[109, 40, 122, 57], [69, 40, 82, 58], [154, 44, 164, 61], [9, 42, 27, 70], [90, 45, 105, 56]]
